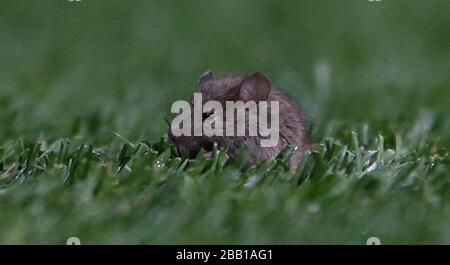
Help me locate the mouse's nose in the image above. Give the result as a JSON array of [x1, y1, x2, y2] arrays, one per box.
[[167, 129, 176, 141]]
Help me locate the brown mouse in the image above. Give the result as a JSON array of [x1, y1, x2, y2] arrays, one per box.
[[168, 70, 311, 169]]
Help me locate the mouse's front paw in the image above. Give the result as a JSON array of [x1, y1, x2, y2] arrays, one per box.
[[203, 151, 213, 160]]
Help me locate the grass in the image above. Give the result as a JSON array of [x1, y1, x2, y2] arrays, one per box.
[[0, 0, 449, 244]]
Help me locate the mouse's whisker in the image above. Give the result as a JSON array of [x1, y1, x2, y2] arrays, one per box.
[[163, 118, 171, 128]]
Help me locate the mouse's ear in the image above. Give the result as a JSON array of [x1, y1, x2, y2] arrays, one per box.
[[239, 72, 271, 102], [198, 70, 213, 87]]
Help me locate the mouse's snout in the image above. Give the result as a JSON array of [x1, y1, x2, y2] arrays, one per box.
[[167, 128, 176, 141], [167, 130, 205, 158], [167, 128, 196, 146]]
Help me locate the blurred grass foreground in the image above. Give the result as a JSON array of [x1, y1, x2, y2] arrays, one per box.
[[0, 0, 449, 244]]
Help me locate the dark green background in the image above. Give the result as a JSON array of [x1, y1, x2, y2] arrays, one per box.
[[1, 0, 448, 143]]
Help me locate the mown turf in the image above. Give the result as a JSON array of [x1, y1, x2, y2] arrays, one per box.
[[0, 0, 449, 244]]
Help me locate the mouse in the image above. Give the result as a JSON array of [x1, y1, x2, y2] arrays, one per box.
[[168, 70, 311, 169]]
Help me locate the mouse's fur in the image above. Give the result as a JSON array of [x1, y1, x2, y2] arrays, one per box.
[[168, 71, 311, 169]]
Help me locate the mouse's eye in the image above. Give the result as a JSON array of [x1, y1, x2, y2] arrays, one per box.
[[202, 110, 214, 121]]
